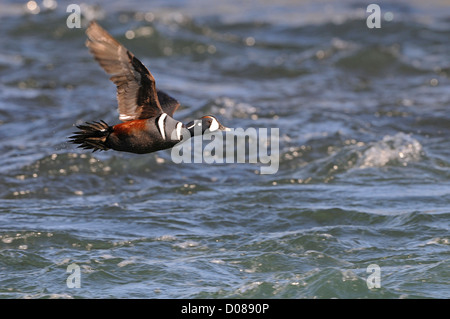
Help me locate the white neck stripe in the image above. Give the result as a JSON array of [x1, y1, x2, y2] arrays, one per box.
[[158, 113, 168, 140], [176, 122, 182, 140]]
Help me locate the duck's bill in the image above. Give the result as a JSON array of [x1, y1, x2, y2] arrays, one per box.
[[220, 124, 231, 132]]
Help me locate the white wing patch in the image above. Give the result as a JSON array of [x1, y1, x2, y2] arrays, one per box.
[[119, 114, 134, 121]]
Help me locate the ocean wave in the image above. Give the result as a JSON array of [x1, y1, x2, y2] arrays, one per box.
[[279, 132, 425, 182], [357, 133, 424, 168]]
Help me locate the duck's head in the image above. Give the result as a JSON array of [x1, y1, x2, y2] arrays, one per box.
[[186, 115, 230, 136]]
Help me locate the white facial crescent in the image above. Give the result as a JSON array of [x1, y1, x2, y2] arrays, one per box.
[[209, 118, 219, 132]]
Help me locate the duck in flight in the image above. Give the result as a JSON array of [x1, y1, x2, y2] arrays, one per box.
[[69, 21, 229, 154]]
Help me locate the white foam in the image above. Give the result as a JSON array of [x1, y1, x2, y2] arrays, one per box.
[[117, 258, 136, 267], [358, 133, 423, 168], [174, 240, 201, 249]]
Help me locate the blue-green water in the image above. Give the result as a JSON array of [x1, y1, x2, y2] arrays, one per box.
[[0, 0, 449, 298]]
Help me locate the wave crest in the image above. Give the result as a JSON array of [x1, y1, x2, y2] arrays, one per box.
[[358, 133, 423, 168]]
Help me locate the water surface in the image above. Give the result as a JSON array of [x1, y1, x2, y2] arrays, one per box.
[[0, 0, 449, 299]]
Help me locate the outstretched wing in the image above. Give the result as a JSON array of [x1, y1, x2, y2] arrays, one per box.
[[86, 21, 164, 121], [157, 90, 180, 117]]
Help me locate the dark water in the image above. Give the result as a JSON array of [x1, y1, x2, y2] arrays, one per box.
[[0, 0, 449, 299]]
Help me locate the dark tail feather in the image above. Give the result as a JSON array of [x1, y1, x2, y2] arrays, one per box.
[[69, 120, 112, 152]]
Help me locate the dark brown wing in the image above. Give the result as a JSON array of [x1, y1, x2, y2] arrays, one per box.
[[157, 90, 180, 117], [86, 21, 163, 121]]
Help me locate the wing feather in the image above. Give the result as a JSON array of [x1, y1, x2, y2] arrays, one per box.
[[157, 90, 180, 117], [86, 21, 163, 121]]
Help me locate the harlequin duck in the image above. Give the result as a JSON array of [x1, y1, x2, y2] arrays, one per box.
[[69, 21, 229, 154]]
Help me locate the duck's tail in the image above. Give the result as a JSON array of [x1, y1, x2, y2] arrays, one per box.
[[69, 120, 112, 152]]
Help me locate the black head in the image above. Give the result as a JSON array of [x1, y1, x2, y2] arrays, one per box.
[[186, 115, 230, 136]]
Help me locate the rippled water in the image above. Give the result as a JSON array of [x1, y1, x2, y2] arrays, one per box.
[[0, 0, 449, 299]]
